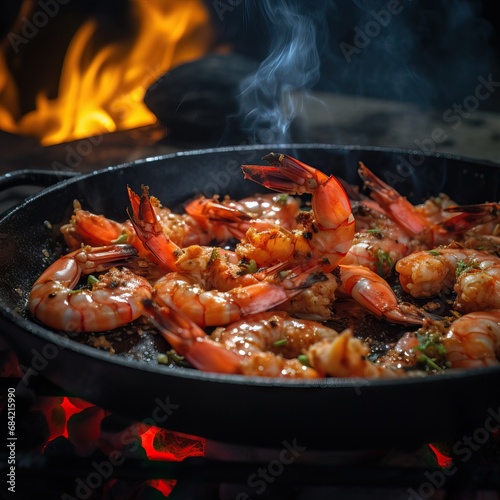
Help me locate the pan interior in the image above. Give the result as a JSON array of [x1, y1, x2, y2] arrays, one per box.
[[1, 144, 499, 383]]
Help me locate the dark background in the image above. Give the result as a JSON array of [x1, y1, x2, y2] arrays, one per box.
[[217, 0, 500, 112], [2, 0, 500, 115]]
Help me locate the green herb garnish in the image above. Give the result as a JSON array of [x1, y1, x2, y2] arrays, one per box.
[[87, 275, 99, 286], [376, 248, 394, 276], [238, 258, 258, 275], [157, 354, 170, 365], [112, 233, 129, 244], [209, 247, 220, 264], [455, 259, 479, 277], [413, 331, 447, 372], [273, 339, 288, 347], [416, 353, 444, 372], [157, 350, 188, 367], [277, 194, 290, 204], [298, 354, 310, 367]]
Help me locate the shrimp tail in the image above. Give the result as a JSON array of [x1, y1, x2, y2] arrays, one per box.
[[230, 265, 328, 317], [142, 300, 243, 374], [338, 264, 430, 325], [440, 203, 500, 232], [358, 162, 430, 240], [241, 153, 355, 273], [242, 152, 332, 195], [127, 185, 180, 271]]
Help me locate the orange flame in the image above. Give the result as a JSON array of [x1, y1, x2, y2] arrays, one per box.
[[0, 0, 215, 145]]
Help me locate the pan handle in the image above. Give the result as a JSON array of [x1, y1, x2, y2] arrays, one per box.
[[0, 169, 80, 192]]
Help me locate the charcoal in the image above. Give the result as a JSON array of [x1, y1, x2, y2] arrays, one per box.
[[144, 54, 259, 141]]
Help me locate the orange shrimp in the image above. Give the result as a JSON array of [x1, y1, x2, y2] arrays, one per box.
[[336, 264, 429, 325], [307, 330, 405, 378], [395, 247, 500, 313], [344, 197, 430, 276], [127, 185, 186, 270], [358, 163, 498, 247], [61, 192, 221, 256], [153, 259, 327, 327], [442, 310, 500, 368], [240, 153, 355, 273], [184, 193, 300, 241], [127, 186, 272, 281], [143, 302, 345, 377], [60, 200, 143, 251], [29, 245, 153, 332], [342, 230, 413, 277], [145, 301, 438, 378]]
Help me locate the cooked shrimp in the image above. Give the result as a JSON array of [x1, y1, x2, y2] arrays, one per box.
[[307, 330, 405, 378], [29, 245, 153, 332], [455, 261, 500, 313], [128, 185, 253, 272], [127, 186, 217, 248], [338, 199, 419, 276], [396, 247, 500, 313], [358, 163, 497, 247], [143, 302, 341, 377], [60, 196, 213, 265], [60, 200, 142, 251], [127, 185, 194, 270], [277, 263, 428, 325], [413, 193, 460, 227], [336, 265, 428, 325], [153, 263, 327, 327], [343, 231, 412, 277], [240, 153, 355, 273], [280, 273, 340, 321], [184, 193, 300, 241], [442, 310, 500, 368]]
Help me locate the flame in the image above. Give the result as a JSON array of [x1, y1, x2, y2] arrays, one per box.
[[0, 0, 215, 145]]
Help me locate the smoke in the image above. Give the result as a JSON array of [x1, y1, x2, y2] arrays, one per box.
[[234, 0, 496, 144], [236, 0, 331, 144], [321, 0, 495, 108]]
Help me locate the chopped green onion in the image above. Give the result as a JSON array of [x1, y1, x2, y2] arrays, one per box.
[[273, 339, 288, 347], [298, 354, 310, 366], [428, 250, 441, 256], [209, 247, 220, 264], [417, 353, 444, 372], [87, 275, 99, 286], [376, 248, 394, 276], [157, 354, 170, 365], [112, 233, 129, 244], [455, 259, 479, 277], [238, 259, 258, 275]]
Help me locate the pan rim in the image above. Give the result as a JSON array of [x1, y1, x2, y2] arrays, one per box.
[[1, 142, 499, 222], [1, 142, 500, 390]]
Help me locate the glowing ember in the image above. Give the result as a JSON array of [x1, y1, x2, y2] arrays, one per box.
[[428, 443, 453, 468], [61, 397, 91, 437], [140, 426, 205, 461], [0, 0, 215, 145], [150, 479, 177, 497]]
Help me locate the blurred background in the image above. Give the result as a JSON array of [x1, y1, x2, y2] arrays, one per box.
[[0, 0, 499, 180]]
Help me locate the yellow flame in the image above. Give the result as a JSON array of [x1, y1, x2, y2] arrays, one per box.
[[0, 0, 215, 145]]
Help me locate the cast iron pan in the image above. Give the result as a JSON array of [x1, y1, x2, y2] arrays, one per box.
[[0, 144, 499, 451]]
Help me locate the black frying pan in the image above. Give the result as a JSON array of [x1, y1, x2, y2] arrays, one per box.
[[1, 144, 499, 451]]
